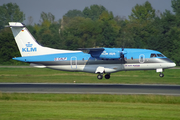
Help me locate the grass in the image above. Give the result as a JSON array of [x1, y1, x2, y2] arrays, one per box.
[[0, 67, 180, 119], [0, 93, 180, 120], [1, 93, 180, 103], [0, 67, 180, 84]]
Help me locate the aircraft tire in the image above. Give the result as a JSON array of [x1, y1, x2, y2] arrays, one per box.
[[159, 73, 164, 77], [97, 74, 103, 79], [105, 74, 110, 79]]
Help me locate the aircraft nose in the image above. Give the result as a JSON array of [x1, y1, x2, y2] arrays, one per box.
[[160, 58, 176, 68], [171, 62, 176, 67], [167, 61, 176, 68]]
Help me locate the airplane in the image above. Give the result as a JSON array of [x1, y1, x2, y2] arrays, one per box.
[[7, 22, 176, 79]]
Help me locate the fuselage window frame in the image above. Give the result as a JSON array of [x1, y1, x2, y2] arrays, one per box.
[[157, 54, 164, 57], [150, 54, 157, 58]]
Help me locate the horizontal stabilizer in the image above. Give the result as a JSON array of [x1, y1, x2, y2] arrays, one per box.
[[5, 22, 25, 28]]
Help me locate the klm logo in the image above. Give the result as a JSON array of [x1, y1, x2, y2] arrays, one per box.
[[22, 42, 37, 52]]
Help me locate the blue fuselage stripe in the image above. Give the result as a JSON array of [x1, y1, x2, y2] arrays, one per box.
[[13, 48, 169, 64]]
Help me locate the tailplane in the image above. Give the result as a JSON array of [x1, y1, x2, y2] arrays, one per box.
[[8, 22, 76, 57]]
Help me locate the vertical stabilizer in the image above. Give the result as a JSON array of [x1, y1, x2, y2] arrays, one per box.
[[8, 22, 77, 57]]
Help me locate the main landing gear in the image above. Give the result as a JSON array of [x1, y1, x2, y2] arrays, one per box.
[[97, 73, 110, 79]]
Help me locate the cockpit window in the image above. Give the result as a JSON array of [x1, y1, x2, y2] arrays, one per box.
[[157, 54, 164, 57], [150, 54, 157, 58], [151, 53, 165, 58]]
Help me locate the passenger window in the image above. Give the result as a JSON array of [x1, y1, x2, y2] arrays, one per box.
[[150, 54, 157, 58]]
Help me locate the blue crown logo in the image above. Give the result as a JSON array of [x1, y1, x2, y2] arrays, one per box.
[[26, 42, 33, 47]]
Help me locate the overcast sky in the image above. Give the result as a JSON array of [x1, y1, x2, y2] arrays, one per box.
[[0, 0, 173, 24]]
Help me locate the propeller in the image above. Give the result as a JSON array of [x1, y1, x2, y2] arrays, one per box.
[[120, 48, 124, 60]]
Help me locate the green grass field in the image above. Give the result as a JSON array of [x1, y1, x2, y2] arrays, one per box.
[[0, 67, 180, 84], [0, 93, 180, 120], [0, 67, 180, 119]]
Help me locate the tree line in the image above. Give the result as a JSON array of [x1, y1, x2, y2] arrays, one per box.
[[0, 1, 180, 65]]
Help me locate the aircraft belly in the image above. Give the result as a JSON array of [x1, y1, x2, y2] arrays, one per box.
[[123, 63, 175, 70], [46, 65, 86, 71], [46, 63, 173, 72], [32, 61, 124, 73], [46, 64, 122, 73], [83, 64, 123, 73]]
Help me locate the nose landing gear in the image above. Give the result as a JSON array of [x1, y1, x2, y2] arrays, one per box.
[[156, 68, 164, 78], [159, 73, 164, 77]]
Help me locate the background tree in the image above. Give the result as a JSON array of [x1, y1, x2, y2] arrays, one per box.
[[171, 0, 180, 15], [39, 12, 55, 25], [0, 28, 22, 64], [129, 1, 155, 23], [0, 3, 25, 64], [128, 1, 156, 48], [83, 5, 108, 20], [0, 3, 25, 30], [98, 11, 120, 47], [64, 9, 83, 18]]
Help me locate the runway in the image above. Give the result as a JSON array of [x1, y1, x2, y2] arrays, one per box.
[[0, 83, 180, 95]]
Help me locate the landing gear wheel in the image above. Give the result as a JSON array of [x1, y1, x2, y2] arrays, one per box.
[[105, 74, 110, 79], [97, 74, 103, 79], [159, 73, 164, 77]]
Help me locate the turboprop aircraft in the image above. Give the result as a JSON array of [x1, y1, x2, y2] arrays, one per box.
[[7, 22, 176, 79]]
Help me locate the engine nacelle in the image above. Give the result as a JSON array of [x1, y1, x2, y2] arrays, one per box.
[[89, 48, 120, 59], [99, 50, 120, 59]]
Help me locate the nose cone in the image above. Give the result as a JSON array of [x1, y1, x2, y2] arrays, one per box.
[[172, 63, 176, 67], [159, 58, 176, 68], [170, 62, 176, 68], [166, 60, 176, 68]]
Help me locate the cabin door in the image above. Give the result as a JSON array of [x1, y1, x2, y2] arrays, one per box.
[[71, 56, 77, 69], [139, 54, 145, 63]]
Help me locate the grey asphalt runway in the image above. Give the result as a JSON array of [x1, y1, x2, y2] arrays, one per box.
[[0, 83, 180, 95]]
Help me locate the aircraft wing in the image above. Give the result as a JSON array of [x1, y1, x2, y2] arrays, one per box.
[[78, 48, 104, 53], [78, 48, 121, 59], [78, 48, 105, 57]]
